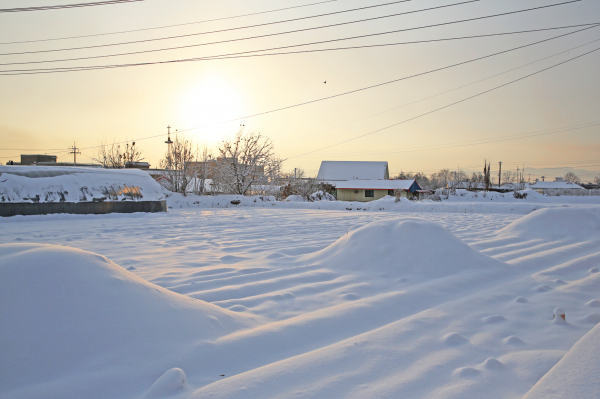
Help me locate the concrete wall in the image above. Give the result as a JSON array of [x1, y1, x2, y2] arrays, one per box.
[[0, 200, 167, 217], [337, 189, 395, 202]]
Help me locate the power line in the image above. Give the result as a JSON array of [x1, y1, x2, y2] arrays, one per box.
[[3, 24, 595, 157], [311, 122, 600, 157], [0, 0, 477, 56], [5, 23, 590, 156], [0, 0, 338, 44], [5, 38, 599, 158], [4, 22, 598, 68], [0, 0, 143, 13], [287, 37, 600, 144], [287, 46, 600, 160]]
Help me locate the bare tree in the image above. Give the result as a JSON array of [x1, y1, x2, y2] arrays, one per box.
[[430, 169, 452, 189], [191, 144, 213, 195], [564, 171, 581, 184], [594, 175, 600, 185], [283, 168, 319, 201], [213, 130, 282, 196], [94, 139, 143, 168], [159, 134, 196, 195], [502, 171, 516, 185]]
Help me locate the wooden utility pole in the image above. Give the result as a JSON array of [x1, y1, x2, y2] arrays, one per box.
[[68, 142, 81, 166], [498, 161, 502, 187]]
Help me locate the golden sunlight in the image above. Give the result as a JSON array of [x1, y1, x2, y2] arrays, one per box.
[[178, 74, 246, 141]]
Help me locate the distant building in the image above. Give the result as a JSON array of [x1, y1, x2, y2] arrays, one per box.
[[317, 161, 389, 181], [335, 179, 423, 202], [530, 181, 584, 194], [6, 154, 57, 166]]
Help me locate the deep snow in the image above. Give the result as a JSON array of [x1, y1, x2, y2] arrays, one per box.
[[1, 204, 599, 398]]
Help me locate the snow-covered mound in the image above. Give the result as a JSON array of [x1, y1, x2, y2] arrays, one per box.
[[523, 323, 600, 399], [0, 165, 165, 203], [0, 243, 255, 398], [304, 218, 507, 279], [498, 207, 600, 240]]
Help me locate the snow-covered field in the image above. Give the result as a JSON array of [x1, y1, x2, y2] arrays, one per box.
[[1, 200, 600, 398]]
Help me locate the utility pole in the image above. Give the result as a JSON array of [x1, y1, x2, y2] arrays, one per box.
[[517, 166, 519, 185], [498, 161, 502, 187], [68, 142, 81, 166]]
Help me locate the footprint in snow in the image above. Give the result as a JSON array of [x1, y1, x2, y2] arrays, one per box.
[[482, 315, 506, 324], [502, 335, 525, 345], [442, 332, 469, 346], [126, 266, 136, 271], [228, 305, 247, 312], [589, 267, 599, 274], [514, 296, 528, 303], [554, 279, 568, 285], [482, 358, 504, 370], [586, 299, 600, 307], [535, 285, 552, 292], [342, 293, 360, 301], [453, 367, 481, 378]]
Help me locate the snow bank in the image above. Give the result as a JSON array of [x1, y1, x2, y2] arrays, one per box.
[[498, 208, 600, 240], [304, 218, 507, 279], [523, 323, 600, 399], [0, 166, 165, 203], [0, 243, 255, 398], [163, 190, 600, 216]]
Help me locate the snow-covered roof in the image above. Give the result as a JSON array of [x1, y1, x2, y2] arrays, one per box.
[[0, 165, 165, 203], [530, 181, 583, 189], [317, 161, 389, 181], [331, 179, 418, 190]]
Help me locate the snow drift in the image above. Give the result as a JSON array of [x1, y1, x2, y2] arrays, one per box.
[[0, 243, 255, 399], [304, 217, 507, 279], [0, 165, 165, 203], [523, 323, 600, 399], [497, 207, 600, 240]]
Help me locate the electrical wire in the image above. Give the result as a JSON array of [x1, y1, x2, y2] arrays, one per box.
[[0, 0, 143, 13], [7, 23, 591, 156], [287, 46, 600, 160], [312, 122, 600, 157], [286, 37, 600, 143], [0, 0, 478, 56], [5, 37, 599, 159], [3, 22, 598, 68], [0, 0, 338, 45]]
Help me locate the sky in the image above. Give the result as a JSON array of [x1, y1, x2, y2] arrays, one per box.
[[1, 0, 599, 181]]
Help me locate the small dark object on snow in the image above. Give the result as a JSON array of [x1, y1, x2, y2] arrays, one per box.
[[220, 374, 225, 377], [324, 81, 326, 84], [513, 191, 528, 199], [230, 200, 241, 205]]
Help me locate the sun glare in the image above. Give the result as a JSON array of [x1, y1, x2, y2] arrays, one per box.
[[179, 74, 245, 141]]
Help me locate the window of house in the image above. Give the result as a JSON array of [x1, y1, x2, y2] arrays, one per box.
[[365, 190, 374, 197], [388, 190, 394, 195]]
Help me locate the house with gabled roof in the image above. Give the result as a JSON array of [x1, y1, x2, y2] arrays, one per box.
[[334, 179, 424, 202], [317, 161, 389, 181]]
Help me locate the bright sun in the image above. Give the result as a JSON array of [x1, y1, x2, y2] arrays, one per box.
[[179, 74, 245, 141]]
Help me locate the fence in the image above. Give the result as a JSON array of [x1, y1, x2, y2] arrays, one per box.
[[0, 200, 167, 217]]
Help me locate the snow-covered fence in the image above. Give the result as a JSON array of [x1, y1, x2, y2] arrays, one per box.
[[539, 189, 600, 197]]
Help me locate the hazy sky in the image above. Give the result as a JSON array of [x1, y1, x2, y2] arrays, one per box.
[[1, 0, 599, 180]]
